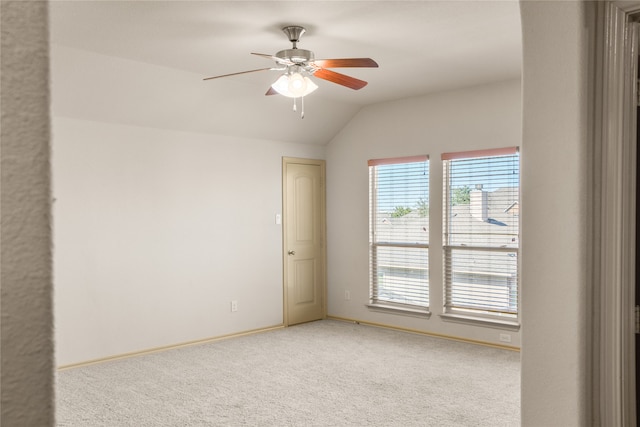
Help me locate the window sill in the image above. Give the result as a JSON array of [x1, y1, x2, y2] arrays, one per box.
[[366, 303, 431, 319], [439, 313, 520, 331]]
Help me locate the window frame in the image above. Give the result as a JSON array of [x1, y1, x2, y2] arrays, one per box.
[[441, 147, 521, 329], [367, 155, 430, 317]]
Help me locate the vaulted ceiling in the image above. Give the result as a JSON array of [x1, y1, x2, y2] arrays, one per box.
[[49, 1, 522, 145]]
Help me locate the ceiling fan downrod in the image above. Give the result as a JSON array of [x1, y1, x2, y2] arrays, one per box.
[[282, 26, 306, 49]]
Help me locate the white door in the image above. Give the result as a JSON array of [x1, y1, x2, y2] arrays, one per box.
[[283, 158, 326, 325]]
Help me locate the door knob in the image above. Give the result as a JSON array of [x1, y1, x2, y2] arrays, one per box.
[[288, 250, 296, 255]]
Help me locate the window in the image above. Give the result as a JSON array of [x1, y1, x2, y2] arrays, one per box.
[[442, 147, 519, 322], [368, 156, 429, 313]]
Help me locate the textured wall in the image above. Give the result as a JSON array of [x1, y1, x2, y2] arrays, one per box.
[[520, 1, 589, 425], [1, 1, 55, 426]]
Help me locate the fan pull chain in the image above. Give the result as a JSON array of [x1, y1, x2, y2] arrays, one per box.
[[291, 97, 305, 119]]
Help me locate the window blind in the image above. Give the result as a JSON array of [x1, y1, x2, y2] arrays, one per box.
[[442, 148, 519, 318], [369, 155, 429, 309]]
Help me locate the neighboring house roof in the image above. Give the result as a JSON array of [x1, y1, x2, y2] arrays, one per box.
[[449, 188, 518, 247], [375, 187, 519, 249]]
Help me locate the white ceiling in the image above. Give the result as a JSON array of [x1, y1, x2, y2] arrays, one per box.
[[49, 1, 522, 145]]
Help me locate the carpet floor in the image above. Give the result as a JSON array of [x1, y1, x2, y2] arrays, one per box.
[[56, 319, 520, 426]]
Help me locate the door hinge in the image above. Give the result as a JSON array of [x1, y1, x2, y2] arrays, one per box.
[[636, 305, 640, 334]]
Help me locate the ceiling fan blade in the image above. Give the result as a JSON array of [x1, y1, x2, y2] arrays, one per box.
[[203, 68, 273, 80], [265, 87, 278, 96], [313, 68, 368, 90], [313, 58, 378, 68], [251, 52, 294, 66]]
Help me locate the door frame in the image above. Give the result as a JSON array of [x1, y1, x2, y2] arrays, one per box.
[[281, 157, 327, 326], [593, 2, 639, 425]]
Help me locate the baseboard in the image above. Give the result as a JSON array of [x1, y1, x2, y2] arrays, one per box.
[[58, 317, 518, 370], [57, 323, 285, 371], [327, 315, 521, 352]]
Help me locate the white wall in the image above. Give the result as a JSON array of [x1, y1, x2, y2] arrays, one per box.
[[53, 118, 324, 366], [520, 2, 590, 425], [325, 79, 522, 347], [0, 1, 55, 425]]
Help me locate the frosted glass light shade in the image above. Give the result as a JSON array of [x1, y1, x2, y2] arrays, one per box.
[[271, 73, 318, 98]]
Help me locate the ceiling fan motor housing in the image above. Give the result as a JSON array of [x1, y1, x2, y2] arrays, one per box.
[[276, 48, 314, 64]]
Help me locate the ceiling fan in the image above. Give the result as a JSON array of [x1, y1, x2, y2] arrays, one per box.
[[203, 25, 378, 117]]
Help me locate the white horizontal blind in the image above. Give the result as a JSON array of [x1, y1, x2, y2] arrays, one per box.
[[442, 148, 519, 318], [369, 156, 429, 309]]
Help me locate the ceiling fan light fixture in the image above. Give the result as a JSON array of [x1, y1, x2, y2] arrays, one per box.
[[271, 72, 318, 98]]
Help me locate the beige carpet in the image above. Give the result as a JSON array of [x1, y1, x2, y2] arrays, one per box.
[[56, 319, 520, 426]]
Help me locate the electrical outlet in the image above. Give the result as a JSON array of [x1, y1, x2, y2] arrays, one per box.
[[499, 333, 511, 343], [231, 300, 238, 312], [345, 290, 351, 300]]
